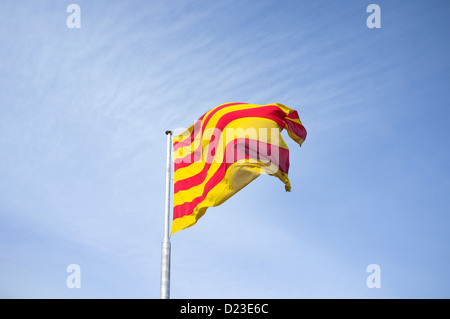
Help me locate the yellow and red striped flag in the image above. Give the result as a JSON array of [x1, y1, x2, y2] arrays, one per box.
[[171, 102, 307, 234]]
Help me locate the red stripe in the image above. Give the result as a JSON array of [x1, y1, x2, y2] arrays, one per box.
[[174, 105, 287, 171], [174, 148, 202, 169], [173, 139, 290, 219], [173, 118, 203, 151], [200, 102, 247, 135], [285, 111, 307, 140], [173, 103, 245, 152], [213, 105, 285, 132], [174, 138, 289, 193]]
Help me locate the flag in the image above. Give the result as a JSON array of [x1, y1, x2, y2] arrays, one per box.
[[171, 102, 307, 234]]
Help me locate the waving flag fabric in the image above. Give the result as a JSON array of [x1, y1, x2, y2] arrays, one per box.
[[171, 102, 307, 234]]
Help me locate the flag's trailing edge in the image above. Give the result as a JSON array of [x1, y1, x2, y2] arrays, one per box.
[[171, 102, 307, 234]]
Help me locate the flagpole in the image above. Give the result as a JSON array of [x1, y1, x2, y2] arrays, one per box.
[[160, 130, 172, 299]]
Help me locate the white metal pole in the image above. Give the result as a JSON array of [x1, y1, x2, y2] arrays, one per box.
[[160, 130, 172, 299]]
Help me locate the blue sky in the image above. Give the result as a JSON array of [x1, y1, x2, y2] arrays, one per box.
[[0, 0, 448, 298]]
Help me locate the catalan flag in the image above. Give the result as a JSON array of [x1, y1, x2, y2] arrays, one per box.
[[171, 102, 307, 234]]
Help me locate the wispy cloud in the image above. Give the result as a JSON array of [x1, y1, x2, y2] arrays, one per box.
[[0, 0, 449, 298]]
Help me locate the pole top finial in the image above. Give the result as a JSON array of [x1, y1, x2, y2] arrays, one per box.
[[165, 130, 172, 135]]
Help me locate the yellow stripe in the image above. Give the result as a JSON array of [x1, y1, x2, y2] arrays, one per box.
[[173, 118, 289, 206], [171, 103, 305, 234], [174, 116, 287, 182], [274, 103, 306, 146], [173, 103, 262, 162], [173, 124, 288, 207], [173, 123, 195, 144], [173, 102, 246, 143], [171, 159, 290, 234], [273, 103, 297, 118], [174, 103, 299, 151], [173, 133, 202, 162], [174, 103, 289, 159]]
